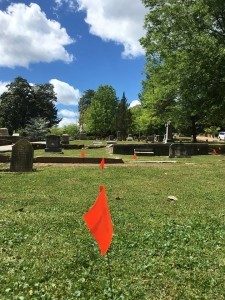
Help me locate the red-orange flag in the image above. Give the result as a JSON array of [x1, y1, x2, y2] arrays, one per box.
[[80, 150, 86, 158], [83, 185, 113, 255], [132, 153, 137, 160], [99, 158, 105, 170]]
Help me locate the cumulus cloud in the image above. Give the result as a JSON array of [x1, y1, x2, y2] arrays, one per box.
[[54, 0, 77, 11], [77, 0, 146, 58], [50, 79, 81, 105], [59, 109, 78, 118], [0, 81, 9, 96], [58, 109, 78, 127], [58, 117, 78, 127], [129, 100, 141, 108], [0, 3, 73, 68]]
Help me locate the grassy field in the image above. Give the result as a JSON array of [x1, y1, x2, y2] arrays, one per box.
[[0, 155, 225, 299]]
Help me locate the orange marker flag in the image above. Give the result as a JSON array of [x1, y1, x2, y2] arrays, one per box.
[[99, 158, 105, 170], [132, 153, 137, 160], [83, 185, 113, 255], [80, 150, 86, 158]]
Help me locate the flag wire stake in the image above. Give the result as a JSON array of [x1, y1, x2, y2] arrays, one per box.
[[106, 252, 114, 300]]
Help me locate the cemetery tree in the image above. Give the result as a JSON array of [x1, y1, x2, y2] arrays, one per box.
[[34, 84, 59, 127], [20, 117, 50, 140], [116, 92, 132, 139], [141, 0, 225, 141], [85, 85, 118, 137], [78, 89, 95, 130], [0, 77, 59, 134]]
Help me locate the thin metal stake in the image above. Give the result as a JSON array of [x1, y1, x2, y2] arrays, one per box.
[[106, 252, 114, 300]]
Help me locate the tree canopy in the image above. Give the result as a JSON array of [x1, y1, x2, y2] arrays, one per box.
[[84, 85, 118, 137], [0, 77, 59, 134], [141, 0, 225, 139], [78, 89, 95, 130], [116, 92, 132, 139]]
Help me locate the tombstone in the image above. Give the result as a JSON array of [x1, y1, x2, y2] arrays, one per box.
[[45, 135, 62, 152], [126, 134, 133, 141], [154, 135, 164, 142], [146, 135, 155, 143], [117, 131, 122, 141], [10, 139, 34, 172], [164, 121, 173, 143], [0, 128, 9, 136], [169, 143, 191, 158], [108, 135, 114, 141], [61, 134, 70, 145]]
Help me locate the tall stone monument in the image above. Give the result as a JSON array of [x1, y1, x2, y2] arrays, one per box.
[[10, 139, 34, 172], [164, 121, 173, 143]]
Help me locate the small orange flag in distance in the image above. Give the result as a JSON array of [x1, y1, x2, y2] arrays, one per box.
[[83, 185, 113, 255], [80, 150, 86, 158], [99, 158, 105, 169], [132, 153, 137, 160]]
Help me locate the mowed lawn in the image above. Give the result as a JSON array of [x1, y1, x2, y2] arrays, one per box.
[[0, 155, 225, 299]]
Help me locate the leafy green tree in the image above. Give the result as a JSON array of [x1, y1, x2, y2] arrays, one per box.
[[34, 84, 59, 127], [50, 124, 79, 138], [84, 85, 118, 137], [116, 93, 132, 139], [0, 77, 59, 134], [20, 117, 50, 140], [141, 0, 225, 141], [78, 89, 95, 130], [0, 77, 35, 134]]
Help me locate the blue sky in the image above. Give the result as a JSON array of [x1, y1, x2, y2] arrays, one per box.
[[0, 0, 146, 126]]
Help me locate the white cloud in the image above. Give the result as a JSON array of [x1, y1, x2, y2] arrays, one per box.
[[50, 79, 81, 105], [58, 117, 78, 127], [59, 109, 78, 118], [77, 0, 146, 58], [58, 109, 78, 127], [0, 81, 9, 96], [129, 100, 141, 108], [0, 3, 73, 68], [54, 0, 77, 11]]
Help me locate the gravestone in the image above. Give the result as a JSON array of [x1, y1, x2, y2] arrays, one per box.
[[10, 139, 34, 172], [154, 135, 164, 142], [45, 135, 62, 152], [146, 135, 155, 143], [117, 131, 122, 141], [169, 143, 191, 158], [0, 128, 9, 136], [61, 134, 70, 145], [164, 121, 173, 143]]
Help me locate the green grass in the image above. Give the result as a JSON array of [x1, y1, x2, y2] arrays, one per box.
[[0, 156, 225, 299]]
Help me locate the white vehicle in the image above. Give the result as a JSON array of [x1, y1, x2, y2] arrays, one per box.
[[218, 132, 225, 140]]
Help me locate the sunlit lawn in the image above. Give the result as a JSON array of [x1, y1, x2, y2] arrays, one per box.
[[0, 154, 225, 299]]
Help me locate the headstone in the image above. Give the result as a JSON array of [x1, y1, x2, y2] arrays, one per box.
[[10, 139, 34, 172], [154, 135, 164, 142], [169, 143, 191, 158], [0, 128, 9, 136], [117, 131, 122, 141], [45, 135, 62, 152], [126, 134, 133, 141], [146, 135, 155, 143], [61, 134, 70, 145], [164, 121, 173, 143]]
